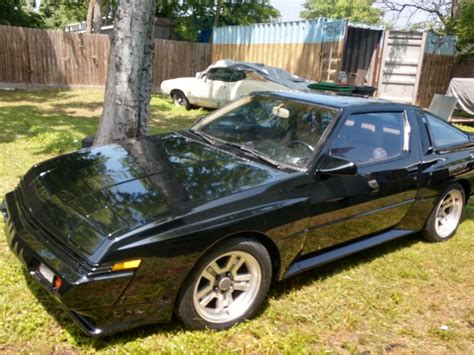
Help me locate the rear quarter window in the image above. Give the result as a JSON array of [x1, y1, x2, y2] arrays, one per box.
[[424, 112, 469, 148]]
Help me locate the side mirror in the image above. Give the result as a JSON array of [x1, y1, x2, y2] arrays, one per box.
[[317, 155, 357, 177]]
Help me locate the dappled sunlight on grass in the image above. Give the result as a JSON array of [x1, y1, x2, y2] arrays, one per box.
[[0, 89, 473, 352]]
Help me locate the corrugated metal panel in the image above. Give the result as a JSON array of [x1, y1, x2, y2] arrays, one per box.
[[425, 32, 456, 55], [213, 18, 346, 45], [342, 26, 383, 75], [377, 31, 425, 104]]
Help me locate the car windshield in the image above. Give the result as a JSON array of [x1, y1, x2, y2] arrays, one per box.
[[192, 96, 338, 169]]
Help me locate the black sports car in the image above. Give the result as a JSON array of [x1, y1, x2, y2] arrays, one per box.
[[2, 92, 473, 336]]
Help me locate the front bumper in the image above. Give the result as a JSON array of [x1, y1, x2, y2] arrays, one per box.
[[1, 191, 152, 337]]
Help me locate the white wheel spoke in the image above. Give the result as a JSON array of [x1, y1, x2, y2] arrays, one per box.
[[202, 269, 216, 283], [200, 291, 218, 307], [234, 273, 252, 282], [224, 291, 233, 308], [196, 284, 214, 300], [223, 255, 238, 273], [442, 196, 453, 207], [233, 282, 250, 292], [216, 292, 225, 312], [230, 257, 246, 275], [209, 261, 223, 275]]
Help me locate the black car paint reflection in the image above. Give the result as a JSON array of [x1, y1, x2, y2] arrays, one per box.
[[3, 91, 474, 336]]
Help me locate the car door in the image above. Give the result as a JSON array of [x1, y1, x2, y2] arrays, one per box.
[[302, 108, 421, 254]]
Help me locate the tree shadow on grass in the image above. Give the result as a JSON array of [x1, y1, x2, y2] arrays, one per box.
[[0, 105, 97, 153], [50, 101, 104, 113], [22, 233, 422, 349], [0, 89, 74, 104]]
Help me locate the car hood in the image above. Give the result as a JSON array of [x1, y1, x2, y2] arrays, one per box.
[[19, 133, 284, 255]]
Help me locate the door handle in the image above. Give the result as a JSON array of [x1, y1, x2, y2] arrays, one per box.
[[420, 158, 445, 170], [406, 164, 419, 174]]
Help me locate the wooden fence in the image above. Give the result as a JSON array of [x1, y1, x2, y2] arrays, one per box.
[[416, 53, 456, 108], [415, 55, 474, 108], [0, 25, 212, 91], [451, 57, 474, 78]]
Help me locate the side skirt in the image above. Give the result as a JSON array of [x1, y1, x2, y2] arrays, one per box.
[[283, 229, 414, 279]]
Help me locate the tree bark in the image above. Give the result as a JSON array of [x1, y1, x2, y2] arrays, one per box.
[[214, 0, 222, 28], [452, 0, 462, 18], [86, 0, 102, 33], [94, 0, 155, 146]]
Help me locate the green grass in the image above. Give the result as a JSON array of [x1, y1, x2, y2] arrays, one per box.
[[0, 89, 473, 353]]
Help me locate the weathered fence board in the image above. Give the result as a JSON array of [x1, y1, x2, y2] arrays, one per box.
[[0, 25, 212, 91], [416, 53, 455, 108], [451, 57, 474, 78]]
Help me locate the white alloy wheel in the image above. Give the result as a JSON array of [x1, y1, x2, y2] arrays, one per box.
[[192, 251, 261, 324]]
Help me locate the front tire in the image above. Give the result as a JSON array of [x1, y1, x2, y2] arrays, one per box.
[[423, 183, 465, 242], [176, 238, 272, 330]]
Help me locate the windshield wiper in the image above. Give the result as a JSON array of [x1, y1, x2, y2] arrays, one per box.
[[222, 142, 283, 169], [189, 129, 216, 146]]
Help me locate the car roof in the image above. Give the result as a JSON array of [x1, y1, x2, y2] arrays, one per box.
[[256, 90, 414, 110]]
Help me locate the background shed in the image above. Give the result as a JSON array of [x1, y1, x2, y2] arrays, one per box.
[[212, 19, 382, 83], [376, 31, 456, 106], [213, 20, 459, 108]]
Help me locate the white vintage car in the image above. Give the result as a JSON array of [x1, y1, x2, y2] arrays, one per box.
[[160, 60, 313, 109]]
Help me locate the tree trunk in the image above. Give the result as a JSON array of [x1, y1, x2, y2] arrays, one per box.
[[86, 0, 102, 33], [94, 0, 155, 146], [451, 0, 462, 18], [214, 0, 222, 28]]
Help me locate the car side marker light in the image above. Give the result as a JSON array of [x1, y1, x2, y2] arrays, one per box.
[[112, 259, 142, 271]]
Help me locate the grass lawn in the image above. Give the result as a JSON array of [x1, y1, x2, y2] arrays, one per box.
[[0, 89, 473, 353]]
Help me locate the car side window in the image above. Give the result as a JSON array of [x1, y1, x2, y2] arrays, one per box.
[[329, 112, 406, 164], [424, 112, 469, 148], [207, 68, 245, 82], [230, 70, 246, 81]]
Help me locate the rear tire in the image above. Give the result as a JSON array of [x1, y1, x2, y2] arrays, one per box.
[[423, 183, 465, 242], [172, 90, 191, 110], [176, 238, 272, 330]]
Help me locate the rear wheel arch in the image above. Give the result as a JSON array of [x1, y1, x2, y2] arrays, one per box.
[[457, 179, 471, 203]]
